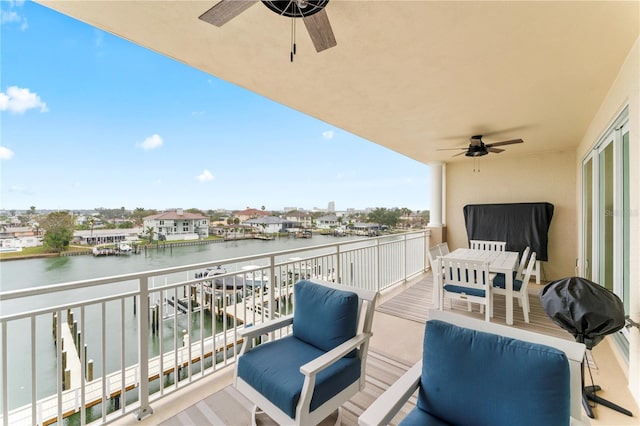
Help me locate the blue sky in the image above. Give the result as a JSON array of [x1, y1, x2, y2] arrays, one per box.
[[1, 1, 430, 212]]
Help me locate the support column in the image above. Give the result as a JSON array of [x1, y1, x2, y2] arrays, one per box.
[[428, 162, 444, 227]]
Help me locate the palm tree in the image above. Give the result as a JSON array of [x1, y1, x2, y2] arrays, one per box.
[[146, 226, 155, 242], [87, 217, 96, 243]]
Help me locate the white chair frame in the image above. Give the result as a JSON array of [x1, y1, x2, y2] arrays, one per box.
[[470, 239, 507, 251], [234, 279, 378, 426], [437, 257, 492, 321], [515, 246, 531, 279], [491, 251, 537, 323], [358, 310, 589, 426]]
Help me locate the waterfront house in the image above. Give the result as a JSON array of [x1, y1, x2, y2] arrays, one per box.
[[72, 228, 142, 246], [233, 208, 270, 222], [143, 209, 208, 241], [0, 226, 41, 249], [283, 210, 313, 229], [8, 2, 640, 424], [316, 214, 339, 229], [243, 216, 297, 234]]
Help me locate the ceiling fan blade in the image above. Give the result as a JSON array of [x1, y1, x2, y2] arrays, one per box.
[[199, 0, 258, 27], [487, 147, 505, 153], [437, 147, 468, 151], [453, 151, 467, 157], [486, 138, 524, 148], [302, 9, 337, 52]]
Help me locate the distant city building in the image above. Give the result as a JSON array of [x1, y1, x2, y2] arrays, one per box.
[[143, 209, 208, 241], [328, 201, 335, 212]]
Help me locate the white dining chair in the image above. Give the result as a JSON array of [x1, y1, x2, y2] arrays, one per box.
[[438, 257, 492, 321], [470, 240, 506, 251], [491, 251, 537, 323], [437, 242, 450, 255]]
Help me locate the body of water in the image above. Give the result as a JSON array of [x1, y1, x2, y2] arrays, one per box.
[[0, 234, 360, 412]]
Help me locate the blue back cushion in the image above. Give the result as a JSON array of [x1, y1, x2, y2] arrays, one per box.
[[418, 320, 571, 426], [293, 280, 359, 354]]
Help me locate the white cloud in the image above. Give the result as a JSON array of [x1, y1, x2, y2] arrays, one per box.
[[322, 130, 334, 140], [1, 1, 28, 30], [196, 169, 214, 183], [94, 30, 104, 47], [1, 10, 20, 24], [138, 134, 163, 150], [0, 147, 15, 160], [0, 86, 48, 114]]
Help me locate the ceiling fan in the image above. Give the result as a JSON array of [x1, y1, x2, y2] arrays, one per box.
[[199, 0, 337, 57], [439, 135, 524, 157]]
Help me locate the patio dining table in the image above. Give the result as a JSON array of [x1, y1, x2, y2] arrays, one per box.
[[440, 248, 519, 325]]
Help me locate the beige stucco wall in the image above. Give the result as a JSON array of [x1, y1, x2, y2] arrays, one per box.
[[575, 37, 639, 403], [445, 150, 577, 281]]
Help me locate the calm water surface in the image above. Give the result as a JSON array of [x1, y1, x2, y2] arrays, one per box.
[[0, 235, 360, 410]]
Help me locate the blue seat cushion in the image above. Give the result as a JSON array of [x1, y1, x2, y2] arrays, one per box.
[[237, 335, 361, 419], [492, 273, 524, 291], [399, 407, 453, 425], [443, 284, 485, 298], [293, 280, 358, 354], [418, 320, 570, 426]]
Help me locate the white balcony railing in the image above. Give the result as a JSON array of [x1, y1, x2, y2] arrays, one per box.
[[0, 230, 430, 425]]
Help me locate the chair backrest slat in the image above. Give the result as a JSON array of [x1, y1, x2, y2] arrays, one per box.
[[470, 240, 506, 251], [438, 257, 491, 288]]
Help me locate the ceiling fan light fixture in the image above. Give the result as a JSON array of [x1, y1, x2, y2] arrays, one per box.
[[465, 145, 488, 157]]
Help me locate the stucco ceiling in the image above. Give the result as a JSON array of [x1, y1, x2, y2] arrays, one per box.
[[37, 1, 639, 164]]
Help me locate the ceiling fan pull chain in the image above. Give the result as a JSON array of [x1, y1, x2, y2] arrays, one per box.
[[290, 18, 297, 62]]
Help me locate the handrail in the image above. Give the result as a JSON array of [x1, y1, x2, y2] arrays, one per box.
[[0, 230, 430, 425]]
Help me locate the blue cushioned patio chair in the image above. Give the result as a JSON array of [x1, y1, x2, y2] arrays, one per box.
[[235, 279, 378, 425], [358, 310, 589, 426]]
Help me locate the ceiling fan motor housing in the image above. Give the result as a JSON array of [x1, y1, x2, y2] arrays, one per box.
[[262, 0, 329, 18], [465, 145, 488, 157]]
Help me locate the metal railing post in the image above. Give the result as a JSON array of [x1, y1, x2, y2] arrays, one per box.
[[336, 245, 341, 283], [376, 238, 382, 292], [136, 276, 153, 420], [268, 255, 276, 321]]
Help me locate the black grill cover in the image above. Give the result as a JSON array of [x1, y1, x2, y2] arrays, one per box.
[[463, 202, 553, 261], [540, 277, 625, 349]]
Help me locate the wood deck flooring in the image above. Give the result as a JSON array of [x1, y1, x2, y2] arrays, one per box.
[[376, 273, 574, 341], [157, 350, 414, 426]]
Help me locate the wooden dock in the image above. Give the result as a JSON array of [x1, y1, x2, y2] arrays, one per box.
[[4, 328, 246, 426], [222, 286, 294, 324]]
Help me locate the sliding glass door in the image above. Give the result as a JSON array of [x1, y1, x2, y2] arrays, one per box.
[[582, 108, 630, 347]]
